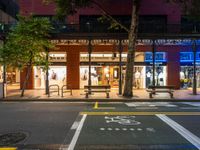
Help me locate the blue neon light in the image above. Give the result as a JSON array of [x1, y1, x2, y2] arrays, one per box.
[[180, 52, 200, 62], [145, 52, 167, 62]]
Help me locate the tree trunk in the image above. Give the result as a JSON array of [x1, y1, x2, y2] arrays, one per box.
[[21, 64, 32, 97], [123, 0, 140, 97]]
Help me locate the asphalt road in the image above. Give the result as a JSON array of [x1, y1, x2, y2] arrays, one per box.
[[0, 102, 200, 150]]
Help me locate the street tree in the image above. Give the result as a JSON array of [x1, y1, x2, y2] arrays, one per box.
[[46, 0, 200, 97], [0, 16, 54, 97]]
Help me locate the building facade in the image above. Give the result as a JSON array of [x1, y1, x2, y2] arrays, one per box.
[[18, 0, 200, 91]]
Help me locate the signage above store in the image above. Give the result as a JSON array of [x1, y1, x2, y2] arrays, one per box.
[[180, 52, 200, 62], [145, 52, 167, 62], [50, 39, 200, 46]]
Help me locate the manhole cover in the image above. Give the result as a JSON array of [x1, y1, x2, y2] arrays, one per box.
[[0, 132, 27, 146]]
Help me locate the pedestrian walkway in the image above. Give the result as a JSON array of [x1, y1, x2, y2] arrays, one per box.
[[2, 84, 200, 101]]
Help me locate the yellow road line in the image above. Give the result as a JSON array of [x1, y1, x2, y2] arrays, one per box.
[[0, 148, 17, 150], [80, 112, 200, 116]]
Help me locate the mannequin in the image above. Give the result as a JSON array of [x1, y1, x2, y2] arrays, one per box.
[[135, 70, 141, 89], [146, 70, 152, 87], [158, 71, 164, 86], [180, 71, 185, 79]]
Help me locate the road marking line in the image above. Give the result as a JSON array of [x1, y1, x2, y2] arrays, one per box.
[[93, 102, 98, 109], [136, 107, 158, 110], [180, 107, 200, 110], [70, 121, 80, 130], [182, 102, 200, 107], [94, 107, 115, 110], [0, 148, 17, 150], [68, 114, 87, 150], [80, 111, 200, 116], [156, 114, 200, 150]]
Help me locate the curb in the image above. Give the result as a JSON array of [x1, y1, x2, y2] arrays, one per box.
[[1, 98, 200, 102]]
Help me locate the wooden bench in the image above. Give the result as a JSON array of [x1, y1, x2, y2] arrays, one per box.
[[146, 85, 175, 98], [84, 85, 111, 98]]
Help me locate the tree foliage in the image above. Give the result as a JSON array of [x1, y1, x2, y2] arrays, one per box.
[[0, 15, 54, 96], [0, 15, 53, 70]]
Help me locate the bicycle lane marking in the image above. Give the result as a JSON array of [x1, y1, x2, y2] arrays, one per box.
[[67, 114, 87, 150], [156, 114, 200, 150], [74, 114, 196, 149]]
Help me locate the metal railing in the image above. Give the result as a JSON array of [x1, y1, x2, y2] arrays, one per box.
[[61, 85, 72, 97], [48, 84, 59, 97]]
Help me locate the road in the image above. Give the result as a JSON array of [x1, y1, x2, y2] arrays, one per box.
[[0, 102, 200, 150]]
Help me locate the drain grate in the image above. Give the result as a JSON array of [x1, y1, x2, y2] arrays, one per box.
[[0, 132, 27, 146]]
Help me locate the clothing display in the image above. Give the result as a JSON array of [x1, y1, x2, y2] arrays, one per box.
[[134, 71, 141, 89], [146, 71, 152, 87]]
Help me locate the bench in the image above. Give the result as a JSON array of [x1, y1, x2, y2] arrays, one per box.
[[146, 85, 175, 98], [84, 85, 111, 98]]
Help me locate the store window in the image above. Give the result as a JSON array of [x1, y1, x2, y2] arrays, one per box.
[[180, 52, 200, 89], [34, 66, 67, 89]]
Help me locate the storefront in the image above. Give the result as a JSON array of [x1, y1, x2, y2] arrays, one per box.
[[80, 52, 167, 89], [180, 52, 200, 89], [80, 52, 125, 89], [145, 52, 167, 87], [34, 52, 67, 89]]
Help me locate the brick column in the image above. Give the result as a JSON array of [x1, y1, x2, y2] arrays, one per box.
[[20, 67, 34, 89], [167, 49, 180, 89], [67, 48, 80, 89]]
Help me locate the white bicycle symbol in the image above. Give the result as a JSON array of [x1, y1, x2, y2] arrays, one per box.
[[105, 116, 141, 126]]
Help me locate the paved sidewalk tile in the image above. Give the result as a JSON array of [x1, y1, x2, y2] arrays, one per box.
[[2, 84, 200, 101]]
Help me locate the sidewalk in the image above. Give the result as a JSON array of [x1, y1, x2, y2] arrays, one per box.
[[1, 84, 200, 102]]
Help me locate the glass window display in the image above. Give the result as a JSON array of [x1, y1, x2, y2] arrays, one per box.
[[180, 66, 200, 89], [133, 67, 145, 89], [145, 66, 167, 87], [80, 67, 101, 88], [34, 66, 66, 89]]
